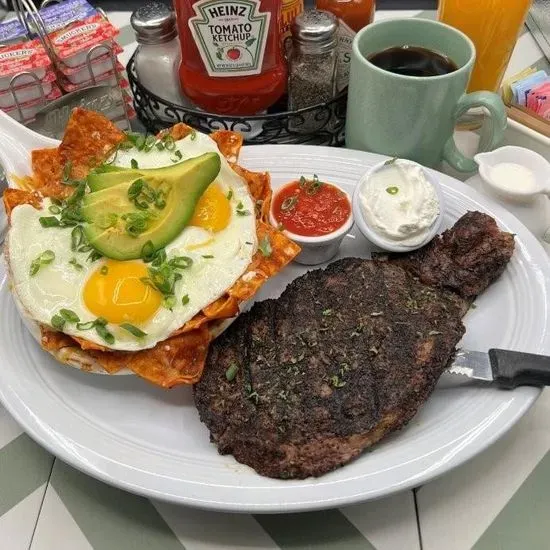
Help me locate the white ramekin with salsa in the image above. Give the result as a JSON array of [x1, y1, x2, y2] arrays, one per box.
[[270, 175, 353, 265]]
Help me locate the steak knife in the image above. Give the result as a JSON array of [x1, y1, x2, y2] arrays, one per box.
[[445, 349, 550, 389]]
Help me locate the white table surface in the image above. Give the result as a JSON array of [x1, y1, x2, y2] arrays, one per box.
[[1, 9, 550, 550]]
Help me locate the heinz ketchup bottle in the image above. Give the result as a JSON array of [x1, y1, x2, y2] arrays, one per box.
[[175, 0, 287, 115]]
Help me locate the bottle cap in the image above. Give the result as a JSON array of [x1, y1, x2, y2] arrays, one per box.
[[291, 9, 338, 49], [131, 2, 177, 45]]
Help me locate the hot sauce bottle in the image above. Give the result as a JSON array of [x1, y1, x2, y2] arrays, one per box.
[[174, 0, 287, 115]]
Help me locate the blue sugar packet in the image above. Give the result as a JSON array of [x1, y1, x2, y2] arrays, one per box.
[[511, 71, 548, 106], [0, 17, 27, 44]]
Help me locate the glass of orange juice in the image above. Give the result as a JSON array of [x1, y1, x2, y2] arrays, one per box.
[[438, 0, 532, 92]]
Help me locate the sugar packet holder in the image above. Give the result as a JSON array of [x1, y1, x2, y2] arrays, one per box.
[[4, 83, 61, 122], [0, 70, 56, 109]]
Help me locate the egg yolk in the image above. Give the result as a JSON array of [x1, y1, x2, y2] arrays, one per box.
[[83, 260, 161, 324], [189, 184, 231, 232]]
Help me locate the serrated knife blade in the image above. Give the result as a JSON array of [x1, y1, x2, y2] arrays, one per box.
[[444, 349, 550, 389], [445, 350, 493, 382]]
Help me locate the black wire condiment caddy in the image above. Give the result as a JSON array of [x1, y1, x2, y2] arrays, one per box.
[[127, 52, 347, 146]]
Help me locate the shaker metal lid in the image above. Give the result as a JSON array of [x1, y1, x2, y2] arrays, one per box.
[[130, 1, 177, 44], [291, 9, 338, 46]]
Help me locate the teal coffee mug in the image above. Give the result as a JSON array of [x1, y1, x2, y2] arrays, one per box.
[[345, 18, 507, 172]]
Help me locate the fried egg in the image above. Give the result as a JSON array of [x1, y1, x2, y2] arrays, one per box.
[[7, 131, 257, 352]]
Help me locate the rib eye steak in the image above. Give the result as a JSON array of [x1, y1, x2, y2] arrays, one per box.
[[194, 212, 515, 479]]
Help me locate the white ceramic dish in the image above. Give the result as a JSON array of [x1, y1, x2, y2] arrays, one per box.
[[0, 143, 549, 513], [352, 159, 445, 252], [268, 183, 353, 265]]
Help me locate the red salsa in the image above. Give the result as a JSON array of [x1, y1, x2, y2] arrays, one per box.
[[272, 177, 351, 237]]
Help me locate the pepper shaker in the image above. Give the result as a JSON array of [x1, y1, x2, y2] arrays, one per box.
[[288, 9, 338, 132], [131, 2, 190, 107]]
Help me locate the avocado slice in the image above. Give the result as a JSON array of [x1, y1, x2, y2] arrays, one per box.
[[88, 170, 142, 192], [81, 152, 221, 261]]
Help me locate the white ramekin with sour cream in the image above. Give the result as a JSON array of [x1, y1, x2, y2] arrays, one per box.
[[352, 159, 444, 252]]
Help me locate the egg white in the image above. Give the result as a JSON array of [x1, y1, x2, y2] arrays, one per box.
[[7, 132, 257, 352]]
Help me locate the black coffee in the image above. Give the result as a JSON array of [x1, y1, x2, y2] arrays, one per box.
[[368, 46, 458, 77]]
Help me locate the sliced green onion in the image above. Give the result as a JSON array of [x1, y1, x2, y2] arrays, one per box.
[[168, 256, 193, 269], [48, 204, 61, 214], [202, 254, 214, 259], [226, 189, 233, 200], [120, 323, 147, 338], [95, 323, 114, 345], [236, 209, 251, 216], [225, 363, 239, 381], [163, 295, 176, 310], [100, 266, 108, 275], [386, 186, 399, 195], [39, 216, 60, 228], [69, 258, 83, 271], [130, 158, 139, 169], [71, 226, 84, 251], [51, 314, 65, 330], [259, 235, 272, 257], [181, 294, 189, 305], [76, 320, 95, 330], [163, 134, 176, 151], [141, 240, 156, 262], [59, 309, 80, 323]]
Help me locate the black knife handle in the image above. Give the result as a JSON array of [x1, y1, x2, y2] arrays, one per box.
[[489, 349, 550, 389]]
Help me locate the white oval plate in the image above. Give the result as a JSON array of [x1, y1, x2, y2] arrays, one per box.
[[0, 145, 549, 513]]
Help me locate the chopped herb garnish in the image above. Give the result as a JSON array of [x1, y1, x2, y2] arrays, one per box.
[[322, 309, 333, 316], [155, 141, 165, 151], [162, 134, 176, 151], [299, 175, 307, 187], [69, 257, 83, 271], [95, 322, 115, 345], [141, 240, 156, 262], [62, 160, 72, 182], [87, 250, 103, 263], [225, 363, 239, 381], [386, 186, 399, 195], [305, 174, 323, 195], [59, 309, 80, 323], [48, 204, 61, 215], [190, 129, 197, 141], [384, 157, 398, 166], [39, 216, 60, 228], [123, 211, 155, 237], [237, 209, 251, 216], [330, 375, 346, 388], [76, 320, 95, 330], [281, 195, 298, 212], [30, 250, 55, 276], [70, 226, 84, 251], [96, 212, 118, 229], [135, 134, 146, 151], [259, 235, 272, 257], [169, 256, 193, 269], [202, 254, 214, 259], [100, 266, 108, 275], [245, 241, 253, 245], [170, 150, 183, 163], [163, 295, 176, 310], [130, 158, 139, 169], [181, 294, 190, 305], [51, 314, 65, 330], [144, 134, 157, 152], [120, 323, 147, 338]]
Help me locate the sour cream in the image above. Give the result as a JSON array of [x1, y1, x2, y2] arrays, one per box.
[[488, 162, 537, 194], [359, 160, 440, 246]]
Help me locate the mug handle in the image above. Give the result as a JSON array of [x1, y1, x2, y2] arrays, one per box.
[[443, 91, 507, 173]]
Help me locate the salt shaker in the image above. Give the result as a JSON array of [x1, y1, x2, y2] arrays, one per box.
[[131, 2, 189, 106], [288, 10, 338, 132]]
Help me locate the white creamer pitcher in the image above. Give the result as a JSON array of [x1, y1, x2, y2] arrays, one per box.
[[471, 146, 550, 244]]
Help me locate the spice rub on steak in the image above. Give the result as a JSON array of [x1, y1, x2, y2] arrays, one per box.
[[194, 212, 515, 479]]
